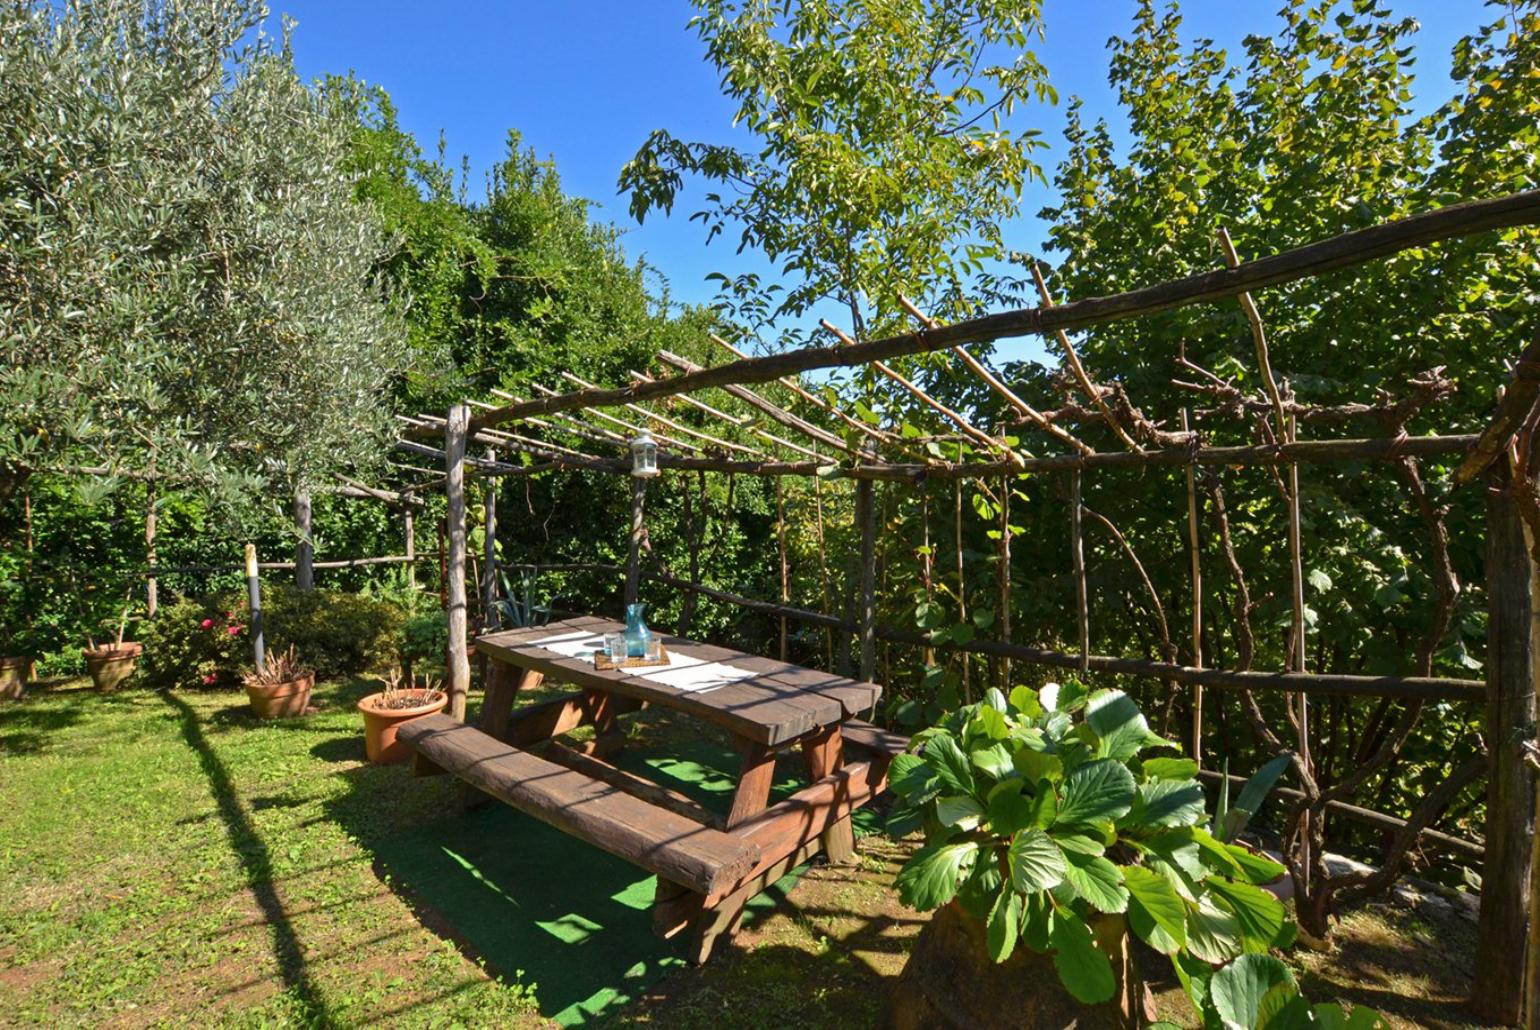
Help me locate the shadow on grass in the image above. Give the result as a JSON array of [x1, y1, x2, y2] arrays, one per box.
[[320, 725, 860, 1026], [160, 692, 333, 1026], [0, 697, 89, 754]]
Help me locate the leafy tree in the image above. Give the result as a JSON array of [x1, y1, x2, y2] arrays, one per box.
[[0, 0, 404, 512], [620, 0, 1056, 337]]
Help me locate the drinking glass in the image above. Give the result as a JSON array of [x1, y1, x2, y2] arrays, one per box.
[[644, 638, 662, 662], [604, 632, 626, 660]]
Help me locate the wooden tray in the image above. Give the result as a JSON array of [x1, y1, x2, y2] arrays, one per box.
[[595, 644, 672, 671]]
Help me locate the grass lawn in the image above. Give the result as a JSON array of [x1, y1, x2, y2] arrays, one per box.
[[0, 675, 1493, 1029]]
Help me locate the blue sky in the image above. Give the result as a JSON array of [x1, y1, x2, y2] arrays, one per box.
[[279, 0, 1493, 331]]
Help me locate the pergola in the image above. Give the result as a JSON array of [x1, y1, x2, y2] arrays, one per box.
[[398, 188, 1540, 1022]]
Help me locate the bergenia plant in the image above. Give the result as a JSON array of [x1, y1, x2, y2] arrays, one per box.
[[887, 681, 1294, 1011]]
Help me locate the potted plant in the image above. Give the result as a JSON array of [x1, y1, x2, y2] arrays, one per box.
[[357, 670, 447, 764], [881, 682, 1305, 1029], [243, 645, 314, 719], [83, 601, 142, 693], [0, 653, 26, 701]]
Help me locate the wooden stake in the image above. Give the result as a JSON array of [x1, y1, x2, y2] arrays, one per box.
[[955, 448, 971, 700], [856, 469, 878, 683], [814, 464, 833, 668], [444, 403, 471, 721], [1182, 410, 1203, 765], [244, 543, 264, 672], [294, 488, 314, 591]]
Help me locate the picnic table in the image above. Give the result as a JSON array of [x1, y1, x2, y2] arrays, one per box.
[[398, 615, 908, 963]]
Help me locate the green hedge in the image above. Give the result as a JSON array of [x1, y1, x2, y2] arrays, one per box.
[[138, 586, 406, 689]]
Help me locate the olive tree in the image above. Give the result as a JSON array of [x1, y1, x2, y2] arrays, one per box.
[[0, 0, 404, 514]]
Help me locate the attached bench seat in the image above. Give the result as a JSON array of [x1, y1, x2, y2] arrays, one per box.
[[841, 718, 910, 759], [398, 714, 761, 896]]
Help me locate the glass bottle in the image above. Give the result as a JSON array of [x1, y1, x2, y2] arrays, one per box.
[[624, 602, 652, 659]]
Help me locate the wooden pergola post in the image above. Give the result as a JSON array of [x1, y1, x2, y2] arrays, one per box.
[[403, 498, 416, 590], [294, 488, 314, 591], [1473, 469, 1538, 1025], [856, 443, 879, 682], [144, 476, 158, 617], [481, 452, 498, 623], [444, 403, 471, 721], [626, 475, 647, 607]]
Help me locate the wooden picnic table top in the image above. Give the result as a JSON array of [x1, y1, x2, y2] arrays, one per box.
[[476, 615, 882, 746]]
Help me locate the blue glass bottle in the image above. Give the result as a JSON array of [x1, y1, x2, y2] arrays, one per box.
[[624, 603, 652, 659]]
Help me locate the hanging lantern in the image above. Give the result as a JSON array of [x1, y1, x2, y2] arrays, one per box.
[[629, 430, 660, 478]]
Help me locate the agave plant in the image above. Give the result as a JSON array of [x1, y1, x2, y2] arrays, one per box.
[[887, 681, 1295, 1011]]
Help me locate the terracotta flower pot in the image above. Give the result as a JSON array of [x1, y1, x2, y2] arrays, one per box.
[[245, 673, 314, 719], [357, 689, 447, 764], [0, 656, 27, 701], [84, 642, 143, 693]]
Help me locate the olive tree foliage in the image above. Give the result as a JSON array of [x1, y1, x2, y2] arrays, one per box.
[[0, 0, 404, 517], [619, 0, 1056, 340]]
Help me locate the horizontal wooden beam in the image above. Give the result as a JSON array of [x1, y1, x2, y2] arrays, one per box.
[[468, 189, 1540, 429], [451, 432, 1478, 480], [1196, 770, 1484, 862]]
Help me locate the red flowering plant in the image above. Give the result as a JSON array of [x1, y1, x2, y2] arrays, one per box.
[[137, 596, 248, 690]]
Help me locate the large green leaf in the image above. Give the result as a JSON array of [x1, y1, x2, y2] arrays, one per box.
[[1062, 852, 1128, 914], [1123, 864, 1187, 953], [936, 794, 984, 831], [887, 752, 938, 800], [896, 841, 977, 911], [1207, 878, 1288, 952], [1049, 913, 1116, 1004], [1012, 744, 1063, 783], [986, 885, 1022, 962], [970, 741, 1014, 779], [1008, 828, 1066, 893], [1136, 779, 1207, 828], [1211, 953, 1295, 1030], [1055, 758, 1136, 826], [1142, 756, 1200, 781], [1186, 895, 1244, 964], [986, 781, 1034, 834], [1085, 689, 1154, 760], [924, 733, 976, 795]]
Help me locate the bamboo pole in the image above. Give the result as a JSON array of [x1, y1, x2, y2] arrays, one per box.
[[559, 372, 767, 458], [1182, 410, 1203, 765], [1026, 267, 1143, 453], [466, 190, 1540, 430], [1072, 469, 1089, 675], [519, 385, 708, 456], [656, 351, 854, 455], [409, 433, 1478, 481], [955, 445, 971, 700], [999, 473, 1013, 688], [896, 295, 1091, 456], [776, 471, 790, 661], [814, 463, 833, 668], [404, 502, 417, 590], [821, 319, 1025, 466], [444, 403, 471, 721]]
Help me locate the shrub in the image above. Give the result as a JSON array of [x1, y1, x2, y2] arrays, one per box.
[[399, 610, 448, 673], [887, 682, 1294, 1011], [138, 586, 405, 689]]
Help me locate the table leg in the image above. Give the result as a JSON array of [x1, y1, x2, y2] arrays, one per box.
[[725, 740, 777, 830], [478, 663, 542, 739], [582, 688, 628, 759], [801, 725, 856, 865]]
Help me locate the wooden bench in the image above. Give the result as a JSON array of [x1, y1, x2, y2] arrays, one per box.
[[397, 714, 760, 896], [841, 718, 910, 760]]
